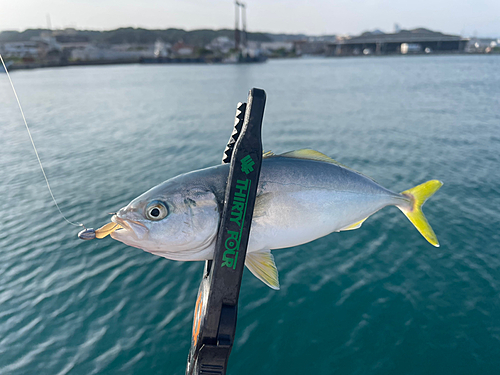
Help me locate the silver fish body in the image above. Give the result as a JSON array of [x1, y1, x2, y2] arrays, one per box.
[[108, 150, 442, 289]]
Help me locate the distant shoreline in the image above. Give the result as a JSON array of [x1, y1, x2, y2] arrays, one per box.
[[6, 52, 498, 72]]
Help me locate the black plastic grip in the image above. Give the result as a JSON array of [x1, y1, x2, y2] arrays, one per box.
[[186, 88, 266, 375]]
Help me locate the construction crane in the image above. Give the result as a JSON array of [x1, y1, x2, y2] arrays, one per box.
[[234, 1, 247, 52]]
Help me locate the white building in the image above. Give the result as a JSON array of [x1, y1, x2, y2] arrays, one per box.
[[207, 36, 234, 54], [1, 41, 39, 58], [71, 44, 154, 61], [466, 38, 499, 53], [154, 39, 171, 58]]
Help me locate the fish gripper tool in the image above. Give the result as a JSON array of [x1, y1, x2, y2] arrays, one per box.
[[186, 88, 266, 375]]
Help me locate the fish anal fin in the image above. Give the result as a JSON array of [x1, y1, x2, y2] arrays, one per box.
[[245, 249, 280, 290], [339, 217, 368, 231]]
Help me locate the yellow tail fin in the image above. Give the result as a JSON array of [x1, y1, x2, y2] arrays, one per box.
[[398, 180, 443, 247]]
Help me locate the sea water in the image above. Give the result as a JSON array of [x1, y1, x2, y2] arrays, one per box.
[[0, 55, 499, 374]]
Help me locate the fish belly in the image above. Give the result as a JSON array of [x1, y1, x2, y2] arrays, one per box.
[[247, 188, 394, 252]]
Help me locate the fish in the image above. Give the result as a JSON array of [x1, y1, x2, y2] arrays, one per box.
[[97, 149, 442, 290]]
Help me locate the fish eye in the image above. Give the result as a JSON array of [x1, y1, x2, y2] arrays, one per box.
[[145, 201, 168, 221]]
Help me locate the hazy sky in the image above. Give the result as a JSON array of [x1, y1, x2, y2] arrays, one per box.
[[1, 0, 499, 37]]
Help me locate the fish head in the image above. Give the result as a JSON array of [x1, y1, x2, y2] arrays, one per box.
[[110, 179, 220, 259]]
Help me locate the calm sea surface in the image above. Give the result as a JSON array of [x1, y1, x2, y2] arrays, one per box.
[[0, 55, 499, 375]]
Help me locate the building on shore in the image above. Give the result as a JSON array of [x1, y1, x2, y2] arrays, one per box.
[[0, 41, 40, 59], [293, 40, 328, 56], [260, 41, 294, 53], [326, 28, 468, 56], [465, 38, 499, 53], [70, 44, 154, 61], [0, 33, 63, 63], [207, 36, 234, 55]]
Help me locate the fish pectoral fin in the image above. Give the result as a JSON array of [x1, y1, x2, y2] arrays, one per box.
[[253, 192, 273, 218], [245, 249, 280, 290], [339, 217, 368, 231]]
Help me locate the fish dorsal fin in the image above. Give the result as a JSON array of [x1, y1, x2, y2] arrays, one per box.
[[280, 149, 339, 163], [245, 249, 280, 290], [263, 151, 275, 158], [279, 149, 352, 169], [339, 217, 368, 231]]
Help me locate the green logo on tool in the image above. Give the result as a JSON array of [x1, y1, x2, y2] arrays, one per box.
[[221, 179, 251, 269], [240, 155, 255, 174]]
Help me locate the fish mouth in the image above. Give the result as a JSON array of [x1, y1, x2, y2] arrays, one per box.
[[93, 215, 148, 241], [110, 215, 149, 241]]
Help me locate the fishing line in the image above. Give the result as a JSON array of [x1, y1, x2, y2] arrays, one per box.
[[1, 54, 84, 228]]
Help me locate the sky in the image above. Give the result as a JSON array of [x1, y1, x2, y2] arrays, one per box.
[[1, 0, 499, 37]]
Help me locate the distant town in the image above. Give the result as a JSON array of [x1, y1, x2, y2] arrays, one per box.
[[1, 26, 499, 71]]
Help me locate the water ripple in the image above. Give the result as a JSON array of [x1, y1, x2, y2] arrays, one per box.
[[1, 56, 500, 375]]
